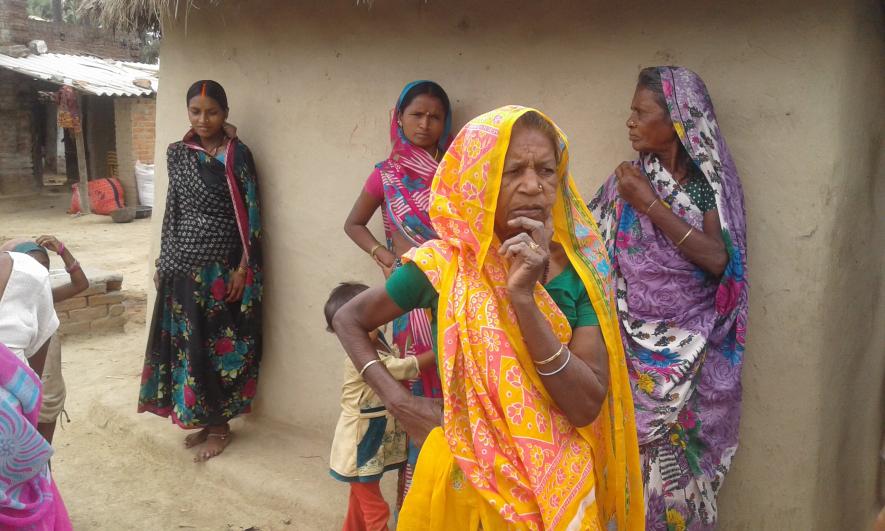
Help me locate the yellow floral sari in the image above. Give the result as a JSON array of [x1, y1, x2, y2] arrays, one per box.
[[398, 106, 643, 530]]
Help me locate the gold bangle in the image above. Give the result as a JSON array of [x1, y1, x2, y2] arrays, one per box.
[[359, 358, 382, 378], [236, 265, 248, 274], [534, 344, 565, 366], [645, 198, 659, 215], [677, 227, 694, 247], [369, 244, 384, 259]]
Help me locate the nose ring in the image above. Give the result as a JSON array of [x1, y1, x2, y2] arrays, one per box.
[[628, 121, 636, 127], [538, 184, 544, 192]]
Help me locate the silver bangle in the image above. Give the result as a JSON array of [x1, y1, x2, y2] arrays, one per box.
[[358, 358, 382, 378], [537, 348, 572, 377]]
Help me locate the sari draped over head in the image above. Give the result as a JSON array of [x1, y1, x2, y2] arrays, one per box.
[[0, 343, 71, 530], [371, 81, 453, 399], [400, 106, 643, 530], [588, 67, 748, 528]]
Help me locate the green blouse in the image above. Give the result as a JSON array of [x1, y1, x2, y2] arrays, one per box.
[[683, 164, 717, 213], [385, 261, 599, 354]]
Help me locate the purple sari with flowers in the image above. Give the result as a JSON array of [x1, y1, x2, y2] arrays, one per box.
[[589, 67, 748, 530]]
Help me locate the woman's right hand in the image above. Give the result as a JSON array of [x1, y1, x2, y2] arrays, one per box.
[[615, 161, 657, 212], [392, 395, 444, 447]]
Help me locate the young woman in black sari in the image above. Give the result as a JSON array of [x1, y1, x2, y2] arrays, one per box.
[[140, 80, 263, 461]]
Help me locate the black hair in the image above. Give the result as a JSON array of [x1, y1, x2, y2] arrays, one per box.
[[186, 80, 229, 111], [637, 67, 669, 111], [513, 110, 562, 164], [398, 81, 450, 118], [324, 282, 370, 332]]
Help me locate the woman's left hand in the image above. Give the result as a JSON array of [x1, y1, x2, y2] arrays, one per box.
[[499, 216, 552, 297], [35, 235, 62, 254], [615, 161, 657, 212], [226, 269, 246, 302]]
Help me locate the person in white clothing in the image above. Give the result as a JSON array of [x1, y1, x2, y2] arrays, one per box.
[[0, 251, 59, 376]]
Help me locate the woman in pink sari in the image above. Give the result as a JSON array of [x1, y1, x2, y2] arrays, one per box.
[[344, 80, 452, 506]]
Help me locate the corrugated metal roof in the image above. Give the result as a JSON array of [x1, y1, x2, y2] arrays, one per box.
[[0, 53, 158, 96]]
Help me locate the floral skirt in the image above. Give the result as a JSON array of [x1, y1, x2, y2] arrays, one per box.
[[138, 262, 262, 428]]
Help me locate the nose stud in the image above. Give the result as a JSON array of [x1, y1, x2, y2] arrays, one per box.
[[538, 184, 544, 192]]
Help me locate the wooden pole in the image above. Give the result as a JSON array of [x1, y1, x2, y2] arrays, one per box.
[[74, 94, 90, 214]]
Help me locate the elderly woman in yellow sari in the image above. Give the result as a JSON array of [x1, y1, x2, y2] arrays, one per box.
[[333, 106, 643, 530]]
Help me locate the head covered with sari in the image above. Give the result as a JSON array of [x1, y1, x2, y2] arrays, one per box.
[[589, 66, 748, 525], [374, 80, 453, 248], [402, 106, 643, 529]]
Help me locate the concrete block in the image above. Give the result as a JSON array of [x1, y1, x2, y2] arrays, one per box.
[[59, 321, 91, 336], [54, 297, 87, 312], [68, 305, 108, 322], [88, 292, 124, 306], [91, 315, 127, 332], [108, 304, 125, 317]]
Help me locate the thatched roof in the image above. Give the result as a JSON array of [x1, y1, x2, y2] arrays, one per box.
[[80, 0, 373, 33], [79, 0, 220, 33]]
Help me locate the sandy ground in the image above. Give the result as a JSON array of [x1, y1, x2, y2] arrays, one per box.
[[0, 191, 375, 530]]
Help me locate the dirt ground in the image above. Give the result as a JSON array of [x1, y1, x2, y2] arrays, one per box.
[[0, 191, 363, 530]]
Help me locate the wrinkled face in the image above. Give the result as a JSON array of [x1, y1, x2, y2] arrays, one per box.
[[187, 95, 228, 141], [28, 251, 49, 270], [398, 94, 446, 151], [493, 125, 559, 240], [626, 86, 678, 154]]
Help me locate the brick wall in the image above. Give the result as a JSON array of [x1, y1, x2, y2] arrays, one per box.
[[0, 0, 140, 61], [114, 97, 155, 206], [132, 98, 156, 163], [0, 0, 28, 45], [0, 69, 36, 195], [52, 269, 127, 335], [24, 19, 141, 61]]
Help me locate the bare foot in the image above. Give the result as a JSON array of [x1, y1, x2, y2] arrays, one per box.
[[194, 425, 231, 462], [184, 428, 209, 448]]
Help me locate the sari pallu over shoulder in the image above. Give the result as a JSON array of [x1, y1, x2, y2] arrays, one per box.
[[400, 106, 643, 530], [159, 131, 264, 303], [588, 66, 748, 527]]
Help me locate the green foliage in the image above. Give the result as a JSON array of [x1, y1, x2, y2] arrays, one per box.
[[27, 0, 85, 24]]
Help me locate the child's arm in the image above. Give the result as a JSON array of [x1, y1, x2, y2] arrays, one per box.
[[380, 350, 437, 381], [37, 235, 89, 302], [414, 350, 436, 371]]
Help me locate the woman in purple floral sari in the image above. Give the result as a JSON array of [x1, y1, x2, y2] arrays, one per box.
[[588, 66, 748, 529]]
